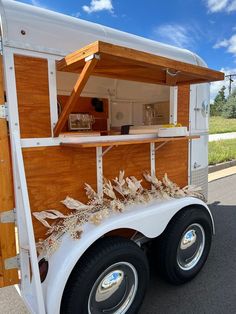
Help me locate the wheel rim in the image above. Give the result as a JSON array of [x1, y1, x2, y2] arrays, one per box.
[[88, 262, 138, 314], [177, 223, 205, 271]]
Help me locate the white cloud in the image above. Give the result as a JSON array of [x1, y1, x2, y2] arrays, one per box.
[[82, 0, 113, 14], [227, 0, 236, 11], [214, 34, 236, 55], [206, 0, 229, 12], [71, 12, 81, 18], [213, 39, 229, 48], [227, 34, 236, 54], [205, 0, 236, 12], [210, 67, 236, 102], [30, 0, 47, 9], [152, 24, 197, 49]]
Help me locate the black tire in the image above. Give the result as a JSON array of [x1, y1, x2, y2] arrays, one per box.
[[157, 207, 213, 285], [60, 236, 149, 314]]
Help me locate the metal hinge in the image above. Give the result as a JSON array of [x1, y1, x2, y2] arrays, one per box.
[[4, 255, 20, 270], [0, 104, 8, 119], [0, 209, 16, 223], [85, 53, 100, 62], [194, 162, 201, 169]]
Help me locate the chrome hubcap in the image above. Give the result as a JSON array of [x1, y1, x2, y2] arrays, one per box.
[[177, 223, 205, 270], [88, 262, 138, 314]]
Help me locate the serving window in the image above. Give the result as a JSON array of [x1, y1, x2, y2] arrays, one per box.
[[56, 71, 171, 136]]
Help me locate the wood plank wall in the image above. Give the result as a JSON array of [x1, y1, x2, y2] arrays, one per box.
[[14, 55, 51, 138], [0, 56, 19, 286], [23, 146, 97, 238], [16, 54, 190, 240], [175, 84, 190, 185], [24, 140, 189, 241], [177, 85, 190, 128]]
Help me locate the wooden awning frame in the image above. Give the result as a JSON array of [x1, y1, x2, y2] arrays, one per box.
[[54, 40, 224, 136]]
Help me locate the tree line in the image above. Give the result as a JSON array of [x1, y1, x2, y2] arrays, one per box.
[[210, 86, 236, 118]]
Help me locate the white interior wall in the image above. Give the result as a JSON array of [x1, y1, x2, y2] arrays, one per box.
[[56, 72, 170, 127]]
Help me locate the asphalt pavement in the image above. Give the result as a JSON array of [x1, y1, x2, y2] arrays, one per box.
[[0, 174, 236, 314]]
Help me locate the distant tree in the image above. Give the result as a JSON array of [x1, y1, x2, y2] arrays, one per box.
[[222, 93, 236, 118], [231, 87, 236, 97], [210, 85, 227, 116]]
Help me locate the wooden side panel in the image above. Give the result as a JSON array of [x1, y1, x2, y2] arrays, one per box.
[[58, 95, 108, 132], [0, 55, 19, 287], [14, 55, 51, 138], [23, 146, 97, 240], [178, 85, 190, 128], [0, 119, 19, 287], [103, 144, 151, 189], [156, 141, 188, 187], [24, 142, 188, 240]]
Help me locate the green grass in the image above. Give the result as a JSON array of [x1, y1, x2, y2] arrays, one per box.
[[209, 138, 236, 165], [209, 116, 236, 134]]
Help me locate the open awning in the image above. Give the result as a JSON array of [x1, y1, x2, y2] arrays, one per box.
[[57, 41, 224, 86], [54, 41, 224, 136]]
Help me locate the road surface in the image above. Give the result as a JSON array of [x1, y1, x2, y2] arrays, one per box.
[[209, 132, 236, 141], [0, 174, 236, 314]]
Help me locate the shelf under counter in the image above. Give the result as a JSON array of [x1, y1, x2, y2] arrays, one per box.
[[60, 134, 199, 148]]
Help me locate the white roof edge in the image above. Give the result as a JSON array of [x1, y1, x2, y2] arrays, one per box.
[[0, 0, 207, 67]]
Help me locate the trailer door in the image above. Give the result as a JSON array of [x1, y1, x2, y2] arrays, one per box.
[[0, 55, 19, 287]]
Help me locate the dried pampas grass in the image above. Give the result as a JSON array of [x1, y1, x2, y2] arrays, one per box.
[[33, 171, 204, 257]]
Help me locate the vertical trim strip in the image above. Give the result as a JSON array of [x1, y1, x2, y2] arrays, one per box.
[[96, 146, 103, 197], [47, 58, 58, 135], [169, 86, 178, 124], [150, 142, 156, 176]]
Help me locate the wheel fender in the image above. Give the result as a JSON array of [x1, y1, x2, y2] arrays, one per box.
[[43, 197, 214, 314]]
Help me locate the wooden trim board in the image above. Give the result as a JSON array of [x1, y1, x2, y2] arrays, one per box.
[[54, 57, 99, 136], [60, 135, 199, 148], [57, 41, 224, 84]]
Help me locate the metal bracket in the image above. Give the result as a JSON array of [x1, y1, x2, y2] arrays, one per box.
[[4, 255, 20, 270], [0, 209, 16, 223], [85, 53, 100, 62], [102, 145, 113, 157], [155, 141, 167, 151], [0, 104, 8, 119]]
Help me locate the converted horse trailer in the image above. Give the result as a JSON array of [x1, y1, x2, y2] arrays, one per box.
[[0, 0, 224, 313]]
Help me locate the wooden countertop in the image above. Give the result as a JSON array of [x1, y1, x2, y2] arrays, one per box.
[[60, 135, 199, 148]]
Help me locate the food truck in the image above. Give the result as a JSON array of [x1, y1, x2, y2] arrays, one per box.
[[0, 0, 224, 313]]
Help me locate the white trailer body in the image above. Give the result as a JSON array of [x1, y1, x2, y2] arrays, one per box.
[[0, 1, 224, 313]]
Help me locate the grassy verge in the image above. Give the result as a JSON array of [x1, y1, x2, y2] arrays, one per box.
[[209, 116, 236, 134], [209, 138, 236, 165]]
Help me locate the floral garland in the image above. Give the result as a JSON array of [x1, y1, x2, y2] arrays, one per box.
[[33, 171, 204, 257]]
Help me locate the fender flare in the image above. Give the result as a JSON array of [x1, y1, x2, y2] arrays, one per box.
[[43, 197, 214, 313]]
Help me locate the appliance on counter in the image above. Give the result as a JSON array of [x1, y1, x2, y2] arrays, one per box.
[[129, 125, 188, 137], [144, 104, 155, 125], [68, 113, 95, 131]]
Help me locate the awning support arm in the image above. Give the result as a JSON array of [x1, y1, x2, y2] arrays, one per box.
[[53, 54, 100, 136]]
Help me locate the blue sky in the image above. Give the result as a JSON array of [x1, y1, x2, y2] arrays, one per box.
[[17, 0, 236, 100]]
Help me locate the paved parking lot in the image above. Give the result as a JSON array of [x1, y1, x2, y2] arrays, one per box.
[[1, 174, 236, 313]]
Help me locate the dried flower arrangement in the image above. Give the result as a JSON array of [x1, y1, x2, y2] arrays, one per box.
[[33, 171, 204, 257]]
